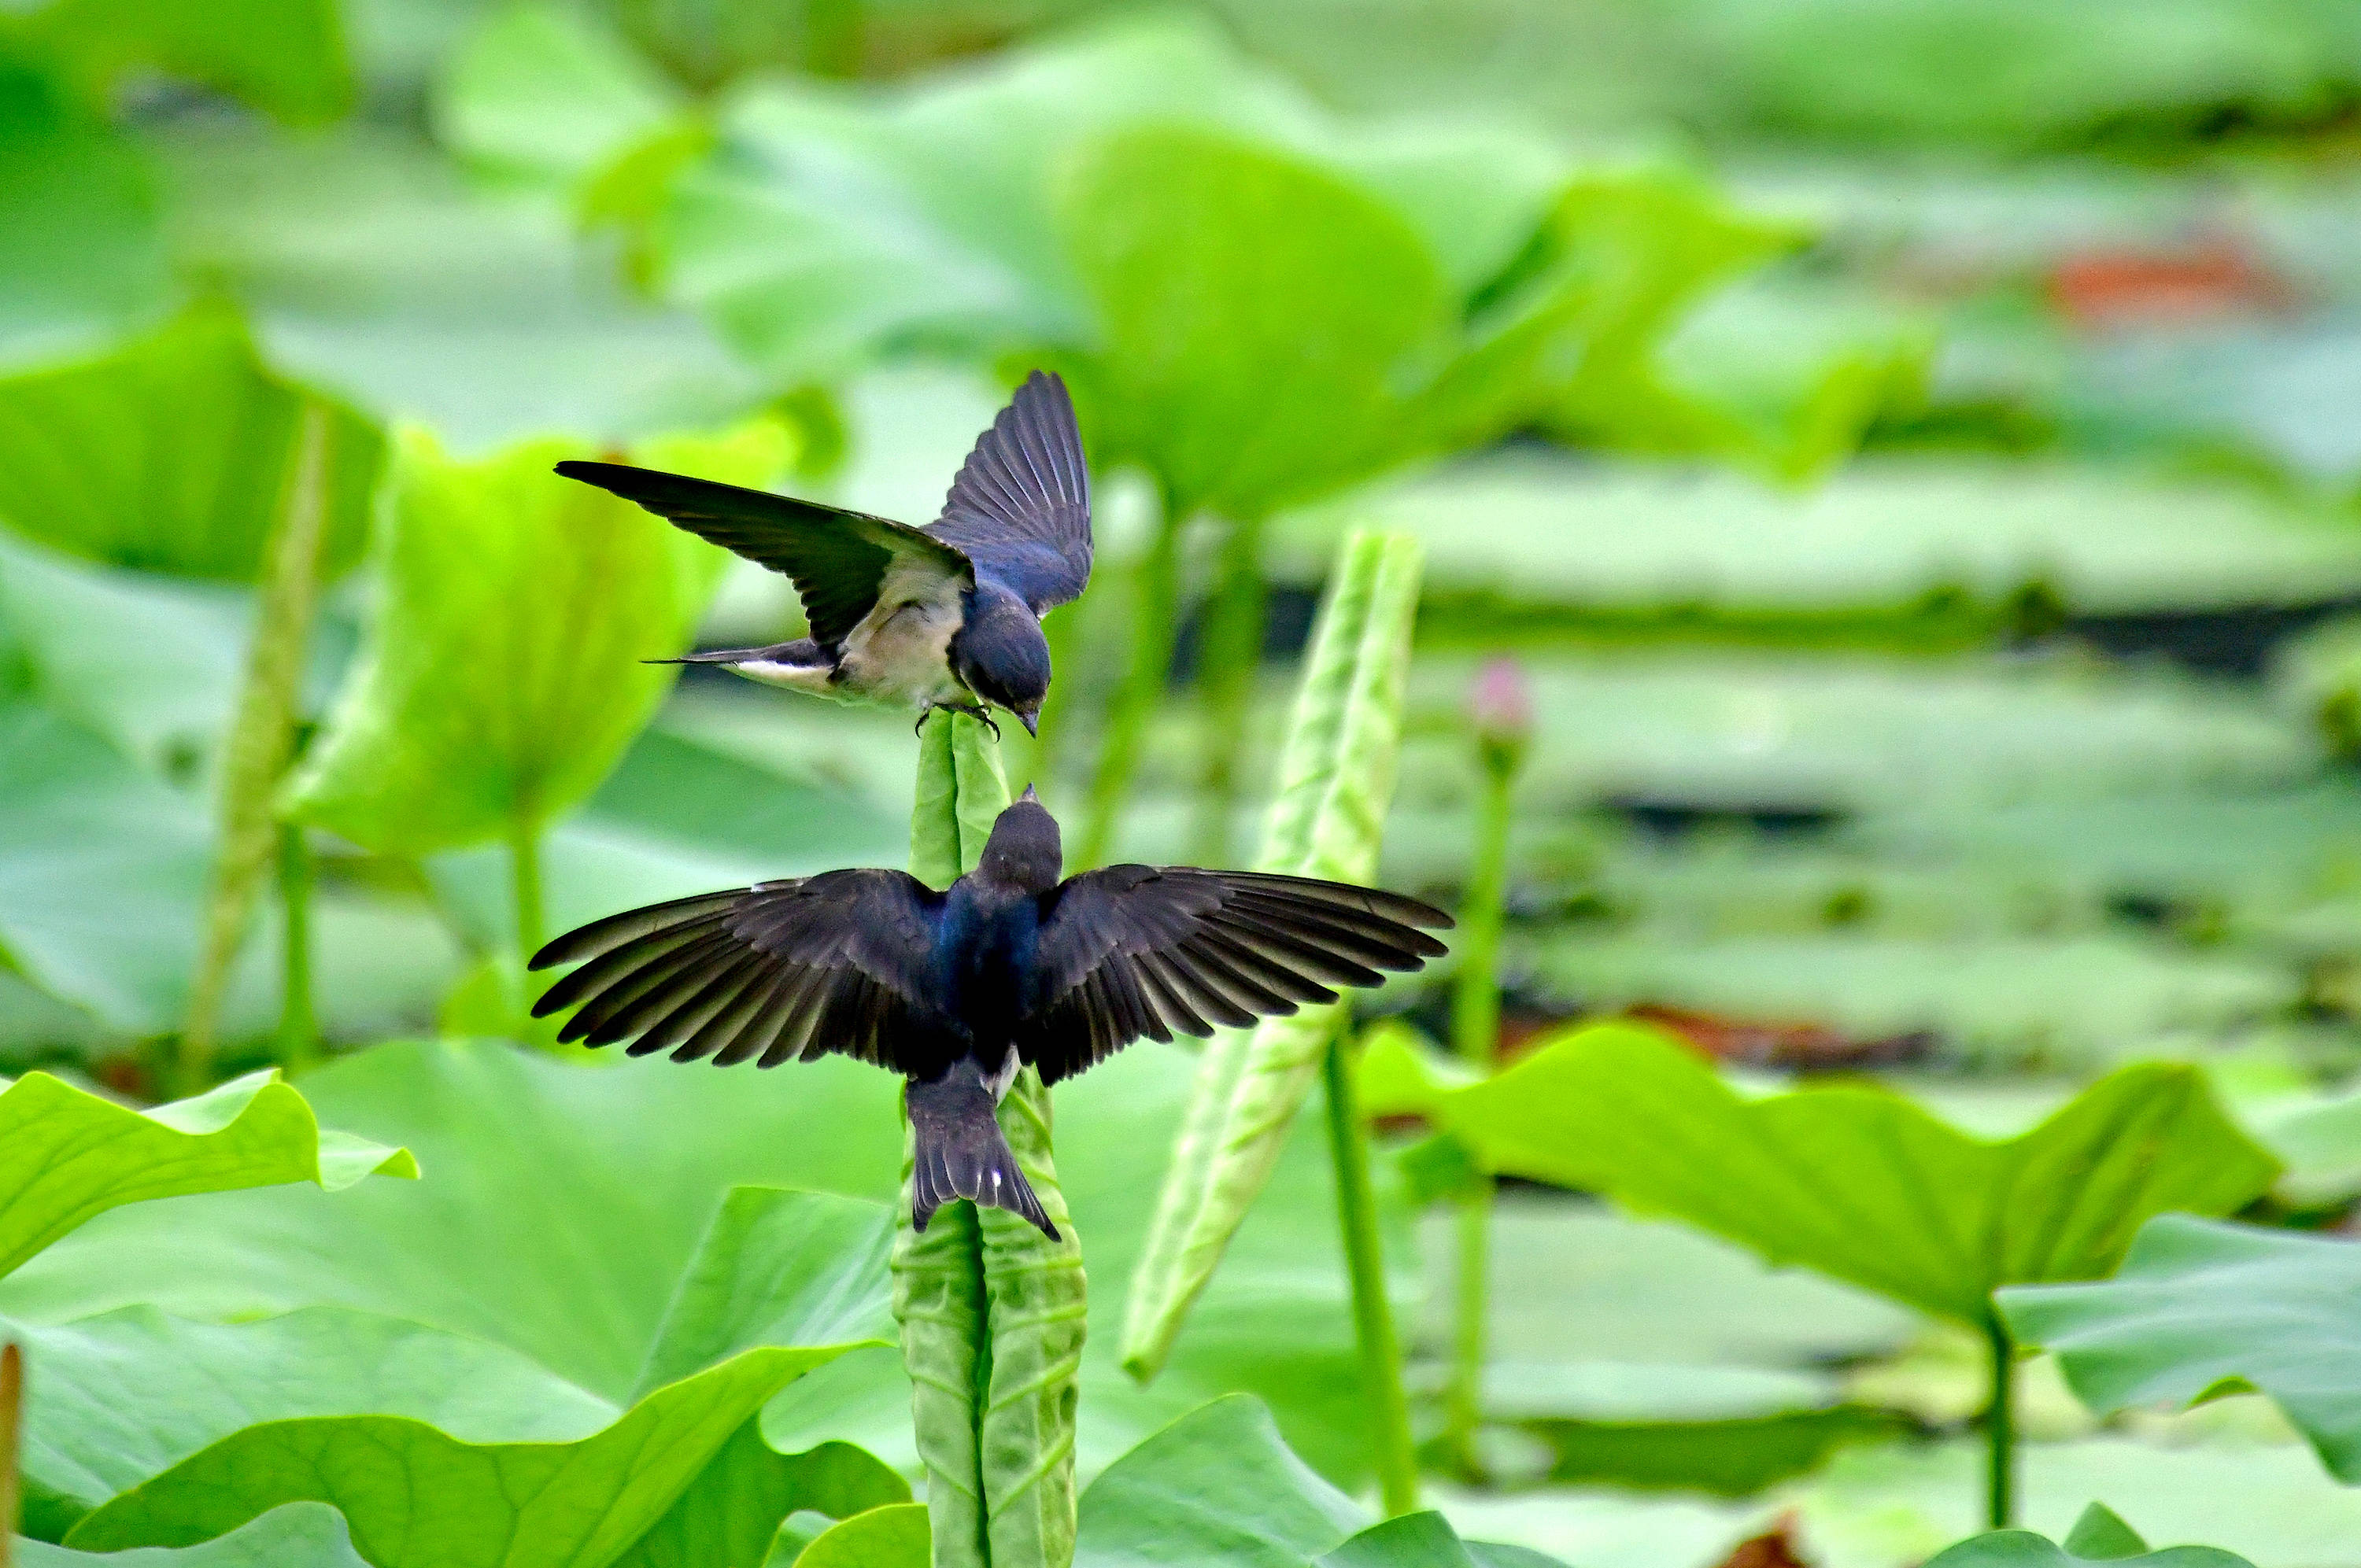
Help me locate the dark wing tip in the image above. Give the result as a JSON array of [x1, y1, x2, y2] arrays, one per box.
[[1401, 897, 1455, 932], [1017, 367, 1070, 401]]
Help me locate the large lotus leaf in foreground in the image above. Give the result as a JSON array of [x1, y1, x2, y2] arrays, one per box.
[[0, 1068, 412, 1282], [63, 1346, 864, 1562], [1435, 1025, 2278, 1325], [286, 420, 786, 857], [13, 1190, 900, 1549], [13, 1304, 608, 1533], [2001, 1215, 2361, 1483]]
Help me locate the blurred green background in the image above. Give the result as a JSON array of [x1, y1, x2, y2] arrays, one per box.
[[6, 0, 2361, 1563]]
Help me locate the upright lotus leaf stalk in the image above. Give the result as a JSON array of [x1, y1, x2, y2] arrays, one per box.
[[274, 818, 319, 1071], [1076, 480, 1186, 869], [178, 401, 334, 1091], [1188, 512, 1268, 867], [894, 710, 1085, 1568], [1321, 1031, 1419, 1517], [1121, 529, 1425, 1511], [1986, 1314, 2017, 1528], [1441, 657, 1528, 1477]]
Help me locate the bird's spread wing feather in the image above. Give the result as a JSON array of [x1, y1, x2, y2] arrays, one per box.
[[1022, 867, 1452, 1084], [527, 870, 959, 1073], [926, 371, 1092, 613], [555, 462, 974, 649]]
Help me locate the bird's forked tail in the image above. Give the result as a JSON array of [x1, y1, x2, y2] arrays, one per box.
[[907, 1060, 1058, 1240]]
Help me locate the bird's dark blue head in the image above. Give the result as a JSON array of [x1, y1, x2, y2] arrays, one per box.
[[952, 586, 1051, 735], [974, 787, 1062, 891]]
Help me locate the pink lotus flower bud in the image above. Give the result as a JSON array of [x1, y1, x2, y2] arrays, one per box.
[[1467, 657, 1532, 768]]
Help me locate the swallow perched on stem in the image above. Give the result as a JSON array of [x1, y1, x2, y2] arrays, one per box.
[[557, 371, 1090, 736], [528, 791, 1450, 1238]]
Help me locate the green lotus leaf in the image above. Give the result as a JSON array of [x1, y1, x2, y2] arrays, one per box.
[[65, 1345, 863, 1562], [13, 1304, 608, 1537], [0, 536, 257, 773], [1073, 1397, 1568, 1567], [0, 67, 167, 357], [1923, 1502, 2257, 1567], [435, 4, 680, 190], [0, 304, 382, 582], [610, 1423, 907, 1568], [1, 1034, 1398, 1490], [794, 1503, 931, 1568], [660, 16, 1308, 384], [0, 1068, 413, 1282], [15, 0, 353, 124], [1318, 1512, 1567, 1568], [19, 1502, 368, 1566], [1438, 1024, 2278, 1325], [2002, 1215, 2361, 1483], [0, 700, 211, 1030], [1073, 1395, 1365, 1568], [1059, 127, 1450, 519], [285, 419, 786, 856]]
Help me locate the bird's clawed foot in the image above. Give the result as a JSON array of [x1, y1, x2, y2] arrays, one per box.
[[915, 702, 1002, 741]]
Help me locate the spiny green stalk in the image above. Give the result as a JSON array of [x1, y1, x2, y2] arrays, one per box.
[[1077, 482, 1186, 870], [275, 821, 319, 1072], [1188, 513, 1268, 868], [1985, 1312, 2016, 1529], [1323, 1036, 1419, 1518], [1442, 670, 1524, 1474], [178, 403, 333, 1093]]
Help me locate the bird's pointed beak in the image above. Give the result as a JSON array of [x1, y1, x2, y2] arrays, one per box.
[[1020, 783, 1040, 802], [1020, 709, 1040, 737]]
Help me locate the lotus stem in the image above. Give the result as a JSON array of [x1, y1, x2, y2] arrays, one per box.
[[1322, 1033, 1419, 1518], [275, 821, 319, 1072], [1984, 1312, 2016, 1529], [1442, 676, 1523, 1474]]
